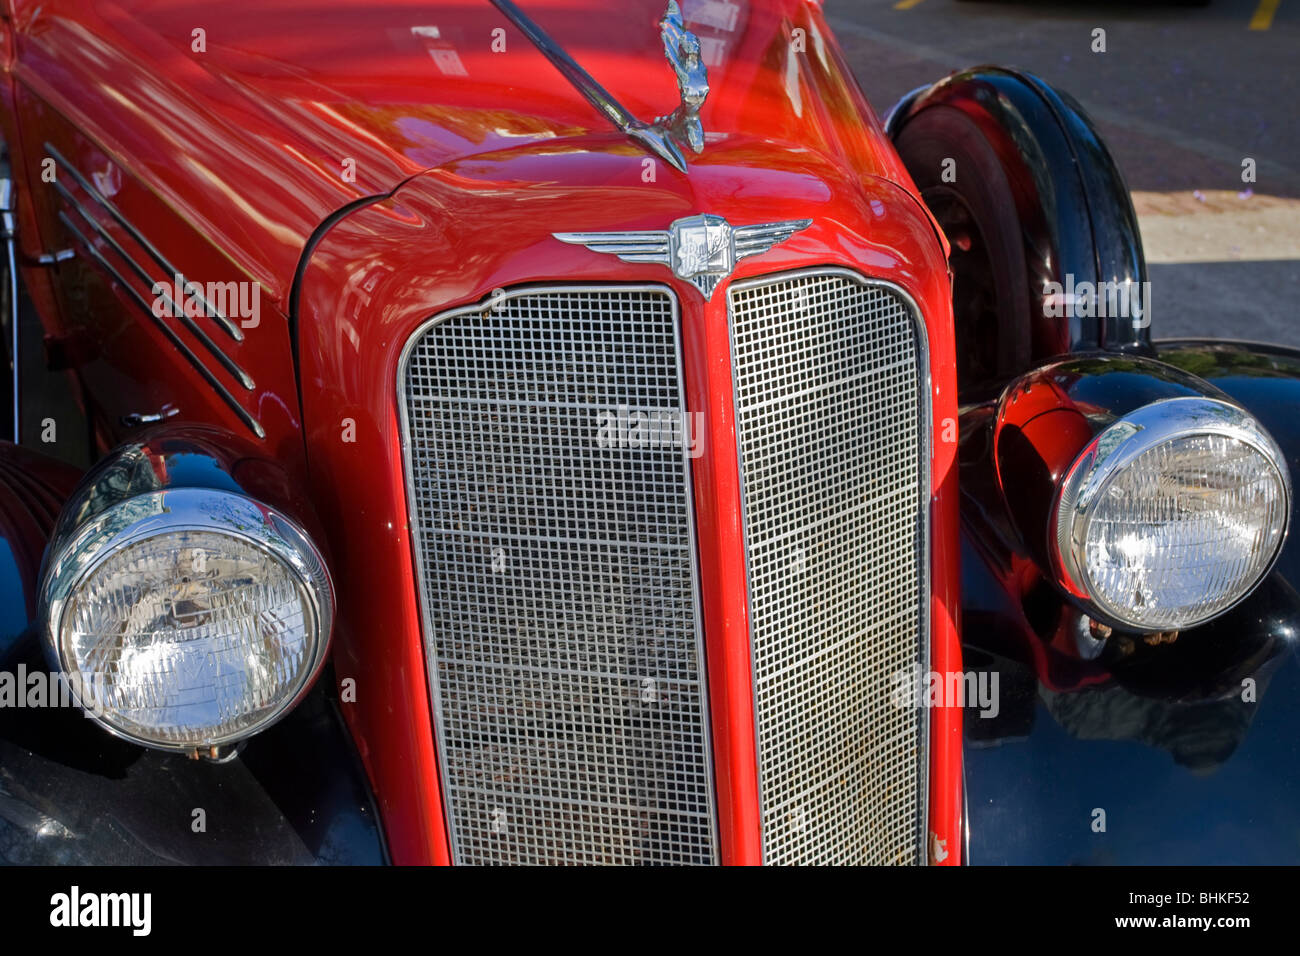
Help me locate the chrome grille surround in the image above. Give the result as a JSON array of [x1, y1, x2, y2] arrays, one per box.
[[397, 285, 718, 865], [728, 267, 930, 865]]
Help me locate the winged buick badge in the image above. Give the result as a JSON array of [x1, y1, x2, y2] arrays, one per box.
[[554, 215, 813, 299]]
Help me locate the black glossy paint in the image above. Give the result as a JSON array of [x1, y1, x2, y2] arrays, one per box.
[[0, 636, 385, 864], [888, 66, 1153, 362], [962, 344, 1300, 864], [1009, 354, 1228, 419]]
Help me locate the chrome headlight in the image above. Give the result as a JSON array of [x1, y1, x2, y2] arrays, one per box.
[[41, 487, 333, 752], [1053, 396, 1290, 631]]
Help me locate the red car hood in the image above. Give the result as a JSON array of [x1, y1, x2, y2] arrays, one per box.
[[12, 0, 917, 304], [119, 0, 904, 189]]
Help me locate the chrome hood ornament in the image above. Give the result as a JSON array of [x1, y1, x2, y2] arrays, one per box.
[[655, 1, 709, 155], [555, 215, 812, 300], [489, 0, 708, 172]]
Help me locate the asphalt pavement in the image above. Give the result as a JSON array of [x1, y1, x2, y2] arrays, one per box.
[[825, 0, 1300, 346]]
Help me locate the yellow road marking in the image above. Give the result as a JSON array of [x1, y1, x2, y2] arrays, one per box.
[[894, 0, 927, 10], [1249, 0, 1280, 30]]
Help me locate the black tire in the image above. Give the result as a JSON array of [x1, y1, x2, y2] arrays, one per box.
[[889, 69, 1150, 399], [894, 106, 1033, 394]]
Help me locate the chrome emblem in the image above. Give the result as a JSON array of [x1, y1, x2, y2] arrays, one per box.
[[555, 215, 813, 299], [487, 0, 711, 173], [655, 1, 709, 155]]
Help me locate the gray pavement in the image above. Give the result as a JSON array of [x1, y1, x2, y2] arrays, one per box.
[[826, 0, 1300, 346]]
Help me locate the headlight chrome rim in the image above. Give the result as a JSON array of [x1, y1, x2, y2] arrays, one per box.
[[40, 487, 334, 752], [1052, 396, 1291, 632]]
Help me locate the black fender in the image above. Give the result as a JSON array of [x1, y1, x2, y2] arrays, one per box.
[[887, 67, 1153, 375], [0, 434, 387, 864], [959, 345, 1300, 863]]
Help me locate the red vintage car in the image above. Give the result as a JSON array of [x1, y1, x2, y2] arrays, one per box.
[[0, 0, 1295, 866]]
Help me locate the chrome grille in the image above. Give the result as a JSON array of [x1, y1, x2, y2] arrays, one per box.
[[728, 269, 928, 865], [399, 286, 717, 865]]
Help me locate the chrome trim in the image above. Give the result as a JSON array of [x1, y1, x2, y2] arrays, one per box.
[[396, 282, 719, 864], [44, 143, 244, 342], [487, 0, 691, 172], [554, 215, 811, 300], [39, 486, 334, 752], [57, 211, 265, 439], [961, 754, 970, 865], [121, 403, 179, 428], [54, 180, 255, 391], [1, 159, 18, 443], [654, 1, 709, 155], [727, 266, 932, 865], [1052, 395, 1292, 631]]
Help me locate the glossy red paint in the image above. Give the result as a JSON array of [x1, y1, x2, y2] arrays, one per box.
[[995, 373, 1097, 502], [993, 370, 1106, 602], [1, 6, 312, 457], [963, 368, 1142, 701], [298, 143, 960, 864], [677, 267, 763, 864], [1, 0, 926, 449], [930, 392, 962, 866], [6, 0, 917, 296], [3, 0, 963, 863]]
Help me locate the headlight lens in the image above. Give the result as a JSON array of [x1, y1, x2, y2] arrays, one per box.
[[1054, 397, 1290, 631], [42, 488, 332, 751]]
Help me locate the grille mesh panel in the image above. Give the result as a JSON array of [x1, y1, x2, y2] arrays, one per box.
[[729, 271, 927, 865], [401, 287, 716, 865]]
